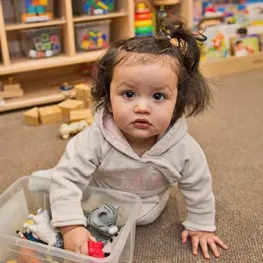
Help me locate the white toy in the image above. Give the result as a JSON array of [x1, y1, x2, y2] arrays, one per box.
[[59, 120, 88, 139], [23, 208, 63, 248]]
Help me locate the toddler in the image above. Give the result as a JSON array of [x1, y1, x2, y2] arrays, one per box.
[[49, 17, 228, 259]]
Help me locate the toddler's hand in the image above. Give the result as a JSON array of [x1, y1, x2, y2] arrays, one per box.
[[181, 229, 228, 259], [60, 225, 96, 254]]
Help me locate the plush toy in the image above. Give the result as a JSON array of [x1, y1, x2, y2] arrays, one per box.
[[59, 120, 88, 139], [23, 209, 63, 248], [85, 204, 119, 244], [84, 204, 119, 258]]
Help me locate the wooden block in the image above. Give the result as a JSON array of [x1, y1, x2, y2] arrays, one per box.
[[3, 77, 22, 91], [74, 83, 93, 107], [58, 99, 85, 119], [24, 107, 40, 126], [4, 83, 21, 91], [39, 105, 63, 124], [0, 89, 24, 99], [69, 109, 93, 122]]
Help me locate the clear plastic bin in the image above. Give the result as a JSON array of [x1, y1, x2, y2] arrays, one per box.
[[72, 0, 116, 16], [2, 0, 54, 24], [0, 176, 141, 263], [75, 20, 111, 51], [21, 26, 62, 59]]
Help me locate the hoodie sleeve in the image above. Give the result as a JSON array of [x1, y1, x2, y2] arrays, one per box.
[[178, 135, 216, 232], [49, 123, 103, 228]]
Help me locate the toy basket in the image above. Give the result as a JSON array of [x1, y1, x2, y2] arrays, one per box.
[[72, 0, 116, 16], [21, 26, 62, 59], [0, 176, 141, 263], [75, 20, 111, 51]]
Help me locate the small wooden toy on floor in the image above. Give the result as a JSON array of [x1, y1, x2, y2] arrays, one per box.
[[69, 108, 93, 123], [74, 83, 93, 108], [38, 105, 63, 125], [59, 120, 88, 139], [24, 107, 40, 126], [58, 99, 85, 119]]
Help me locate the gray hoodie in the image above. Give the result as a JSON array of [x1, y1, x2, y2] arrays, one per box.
[[50, 109, 216, 232]]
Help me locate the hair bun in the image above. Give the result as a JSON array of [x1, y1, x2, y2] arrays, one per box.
[[157, 14, 207, 45]]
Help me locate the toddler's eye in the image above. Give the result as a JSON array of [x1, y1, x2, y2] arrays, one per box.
[[153, 93, 166, 101], [123, 91, 135, 99]]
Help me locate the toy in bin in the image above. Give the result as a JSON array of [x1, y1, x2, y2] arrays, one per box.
[[72, 0, 115, 16], [21, 27, 62, 59], [81, 29, 108, 50], [75, 20, 111, 51], [17, 204, 119, 259], [20, 0, 54, 23]]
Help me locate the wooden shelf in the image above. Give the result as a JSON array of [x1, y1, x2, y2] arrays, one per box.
[[0, 71, 90, 112], [201, 52, 263, 78], [153, 0, 180, 5], [5, 19, 66, 31], [0, 50, 106, 76], [0, 85, 66, 112], [73, 12, 128, 23]]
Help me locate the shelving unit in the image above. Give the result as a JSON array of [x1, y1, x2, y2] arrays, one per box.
[[0, 0, 263, 113], [0, 0, 134, 112], [178, 0, 263, 78]]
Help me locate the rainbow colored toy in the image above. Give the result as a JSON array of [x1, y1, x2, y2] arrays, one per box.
[[135, 1, 154, 37], [21, 0, 53, 23], [80, 29, 108, 50], [83, 0, 115, 15]]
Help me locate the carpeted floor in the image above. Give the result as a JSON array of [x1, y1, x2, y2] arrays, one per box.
[[0, 68, 263, 262]]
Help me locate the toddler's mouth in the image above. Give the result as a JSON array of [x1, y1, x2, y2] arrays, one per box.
[[132, 119, 151, 129]]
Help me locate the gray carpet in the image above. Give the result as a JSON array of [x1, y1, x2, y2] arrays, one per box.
[[0, 68, 263, 262]]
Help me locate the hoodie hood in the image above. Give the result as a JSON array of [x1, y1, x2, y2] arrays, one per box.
[[94, 108, 188, 158]]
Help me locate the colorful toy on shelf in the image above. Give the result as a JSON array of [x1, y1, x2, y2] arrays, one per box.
[[83, 0, 115, 15], [26, 29, 61, 59], [135, 0, 155, 37], [75, 20, 111, 51], [80, 29, 108, 50], [21, 0, 53, 23]]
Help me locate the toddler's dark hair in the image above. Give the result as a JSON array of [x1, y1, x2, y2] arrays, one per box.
[[91, 17, 212, 123]]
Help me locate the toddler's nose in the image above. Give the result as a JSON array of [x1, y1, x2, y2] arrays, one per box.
[[134, 100, 151, 114]]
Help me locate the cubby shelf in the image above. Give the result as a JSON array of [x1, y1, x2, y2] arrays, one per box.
[[73, 11, 129, 23], [0, 0, 134, 76], [0, 85, 66, 113], [0, 50, 106, 75], [5, 19, 67, 31], [153, 0, 180, 5], [0, 0, 262, 113]]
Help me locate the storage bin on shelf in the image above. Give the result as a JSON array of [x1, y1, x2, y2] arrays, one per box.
[[21, 26, 62, 59], [2, 0, 54, 24], [75, 20, 111, 51], [72, 0, 116, 16], [0, 176, 141, 263]]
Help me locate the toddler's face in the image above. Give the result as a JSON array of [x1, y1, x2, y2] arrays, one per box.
[[109, 62, 178, 143]]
